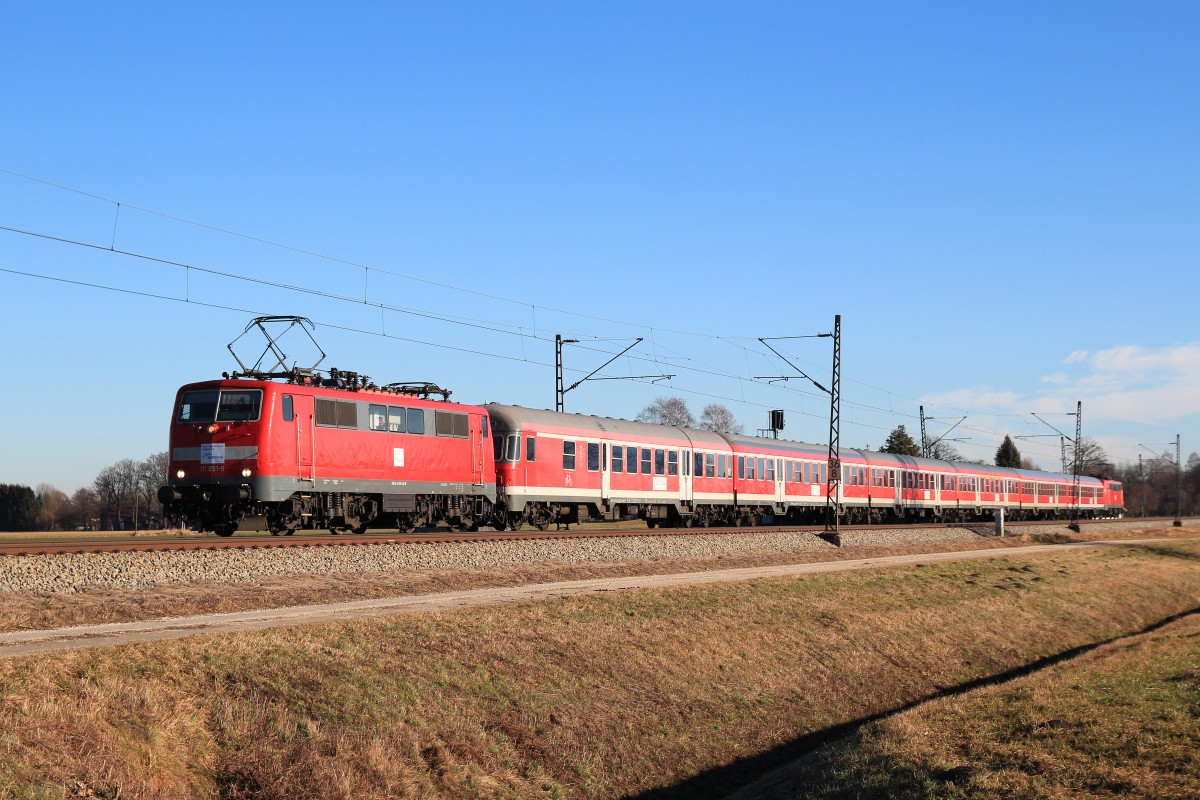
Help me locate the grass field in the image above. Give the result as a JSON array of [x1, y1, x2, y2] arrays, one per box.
[[0, 537, 1196, 798], [735, 608, 1200, 799]]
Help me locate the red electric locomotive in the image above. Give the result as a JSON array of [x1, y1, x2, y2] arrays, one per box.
[[158, 371, 498, 535]]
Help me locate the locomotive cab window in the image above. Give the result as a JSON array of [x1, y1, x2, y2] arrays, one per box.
[[369, 404, 388, 432], [407, 408, 425, 435], [178, 389, 263, 424], [281, 395, 294, 422], [388, 406, 406, 433]]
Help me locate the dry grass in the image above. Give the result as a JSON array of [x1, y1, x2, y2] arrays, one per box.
[[1, 524, 1193, 635], [747, 611, 1200, 799], [0, 540, 1197, 798]]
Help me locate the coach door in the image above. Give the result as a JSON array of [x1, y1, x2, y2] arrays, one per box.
[[290, 394, 314, 482], [600, 443, 611, 507]]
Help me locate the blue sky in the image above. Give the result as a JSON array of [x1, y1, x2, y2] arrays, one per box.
[[2, 1, 1197, 492]]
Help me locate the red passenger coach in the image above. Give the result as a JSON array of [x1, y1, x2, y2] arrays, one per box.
[[486, 404, 732, 529], [159, 374, 497, 535]]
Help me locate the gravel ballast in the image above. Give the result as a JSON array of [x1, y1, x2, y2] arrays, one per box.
[[0, 520, 1186, 594]]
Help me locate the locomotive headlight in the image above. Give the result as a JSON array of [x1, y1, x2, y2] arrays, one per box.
[[207, 424, 219, 434], [176, 469, 186, 479], [241, 468, 252, 478]]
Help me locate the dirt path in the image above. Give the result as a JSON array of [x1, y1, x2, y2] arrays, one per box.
[[0, 537, 1186, 659]]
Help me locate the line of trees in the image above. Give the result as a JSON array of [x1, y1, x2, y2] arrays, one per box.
[[0, 452, 168, 532]]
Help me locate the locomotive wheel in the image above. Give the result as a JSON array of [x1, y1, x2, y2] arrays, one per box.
[[351, 525, 368, 535], [214, 523, 236, 537], [507, 513, 524, 531]]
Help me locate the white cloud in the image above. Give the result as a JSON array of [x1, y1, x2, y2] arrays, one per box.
[[1064, 350, 1089, 364], [928, 342, 1200, 428]]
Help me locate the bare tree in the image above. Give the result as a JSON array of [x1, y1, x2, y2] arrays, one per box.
[[636, 397, 696, 428], [94, 458, 139, 530], [69, 487, 99, 531], [138, 452, 169, 526], [926, 438, 962, 462], [1019, 456, 1041, 471], [34, 484, 70, 531], [1067, 437, 1112, 478], [698, 403, 744, 434]]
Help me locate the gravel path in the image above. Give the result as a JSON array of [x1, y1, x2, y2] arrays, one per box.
[[0, 520, 1187, 594]]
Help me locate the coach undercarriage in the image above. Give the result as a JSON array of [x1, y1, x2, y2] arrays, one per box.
[[500, 499, 1112, 531]]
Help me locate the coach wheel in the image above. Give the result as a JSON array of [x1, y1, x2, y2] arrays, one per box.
[[214, 523, 236, 537], [350, 525, 368, 535], [507, 513, 524, 531]]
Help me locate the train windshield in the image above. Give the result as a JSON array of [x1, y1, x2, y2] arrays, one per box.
[[177, 389, 263, 423]]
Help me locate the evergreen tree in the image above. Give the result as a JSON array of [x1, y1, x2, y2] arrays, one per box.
[[0, 484, 41, 532], [880, 424, 921, 456], [995, 435, 1022, 468]]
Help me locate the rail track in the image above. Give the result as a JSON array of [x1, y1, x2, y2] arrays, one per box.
[[0, 517, 1171, 558]]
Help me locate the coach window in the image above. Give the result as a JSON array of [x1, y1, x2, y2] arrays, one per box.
[[628, 448, 639, 474], [407, 408, 425, 435], [757, 457, 765, 481], [699, 452, 710, 478], [281, 395, 294, 422], [654, 449, 665, 475], [387, 407, 406, 433], [588, 442, 600, 471], [766, 459, 775, 481], [563, 441, 576, 470], [526, 436, 536, 462], [668, 451, 678, 476], [641, 448, 652, 475], [612, 445, 623, 473], [738, 456, 745, 480], [698, 453, 707, 478], [718, 454, 728, 479], [369, 404, 388, 432]]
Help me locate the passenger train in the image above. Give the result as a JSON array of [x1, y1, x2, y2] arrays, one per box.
[[159, 371, 1124, 536]]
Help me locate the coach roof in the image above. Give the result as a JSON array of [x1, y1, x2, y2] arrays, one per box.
[[485, 404, 730, 448]]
